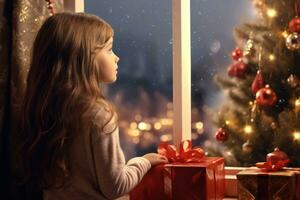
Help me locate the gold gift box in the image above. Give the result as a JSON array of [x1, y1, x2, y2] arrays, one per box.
[[237, 168, 296, 200]]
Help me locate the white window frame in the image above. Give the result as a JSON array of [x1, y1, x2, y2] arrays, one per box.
[[172, 3, 242, 198], [172, 0, 192, 148], [64, 0, 84, 12]]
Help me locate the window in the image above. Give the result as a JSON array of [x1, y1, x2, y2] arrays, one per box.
[[84, 0, 255, 165]]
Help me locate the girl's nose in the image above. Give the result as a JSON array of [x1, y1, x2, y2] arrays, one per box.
[[115, 55, 120, 63]]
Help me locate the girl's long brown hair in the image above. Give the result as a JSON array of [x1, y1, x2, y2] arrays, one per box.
[[17, 12, 116, 189]]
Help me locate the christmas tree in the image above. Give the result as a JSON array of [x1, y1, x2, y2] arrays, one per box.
[[209, 0, 300, 167]]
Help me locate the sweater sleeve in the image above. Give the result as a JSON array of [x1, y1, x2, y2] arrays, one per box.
[[90, 107, 151, 200]]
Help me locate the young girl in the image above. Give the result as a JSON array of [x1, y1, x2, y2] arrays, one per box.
[[18, 12, 168, 200]]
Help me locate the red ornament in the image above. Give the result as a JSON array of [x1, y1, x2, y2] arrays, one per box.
[[251, 71, 264, 94], [215, 128, 228, 142], [255, 85, 277, 107], [266, 147, 289, 165], [227, 61, 248, 79], [256, 148, 290, 171], [289, 17, 300, 33], [231, 47, 243, 61]]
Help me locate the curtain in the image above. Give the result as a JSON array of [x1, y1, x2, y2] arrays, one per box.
[[0, 0, 63, 199]]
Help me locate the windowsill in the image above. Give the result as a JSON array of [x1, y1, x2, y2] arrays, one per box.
[[224, 166, 248, 198], [119, 196, 237, 200]]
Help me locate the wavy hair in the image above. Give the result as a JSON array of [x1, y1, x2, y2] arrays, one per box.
[[17, 12, 116, 189]]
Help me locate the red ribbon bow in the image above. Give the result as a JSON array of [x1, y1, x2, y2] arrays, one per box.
[[256, 159, 290, 172], [157, 140, 205, 163]]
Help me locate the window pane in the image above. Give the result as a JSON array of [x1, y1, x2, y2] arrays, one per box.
[[85, 0, 172, 159], [191, 0, 254, 165]]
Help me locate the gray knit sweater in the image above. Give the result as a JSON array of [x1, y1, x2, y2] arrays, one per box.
[[43, 106, 151, 200]]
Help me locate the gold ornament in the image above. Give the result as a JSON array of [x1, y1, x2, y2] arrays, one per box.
[[242, 38, 256, 64], [244, 38, 256, 57], [242, 140, 254, 154], [286, 32, 300, 50], [270, 122, 277, 130], [287, 74, 300, 88]]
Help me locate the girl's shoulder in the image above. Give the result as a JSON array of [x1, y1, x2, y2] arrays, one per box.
[[91, 99, 117, 130], [92, 98, 112, 116]]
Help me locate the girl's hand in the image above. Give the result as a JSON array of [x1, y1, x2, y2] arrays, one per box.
[[143, 153, 169, 166]]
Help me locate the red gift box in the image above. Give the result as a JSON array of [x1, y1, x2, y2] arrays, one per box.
[[130, 157, 225, 200]]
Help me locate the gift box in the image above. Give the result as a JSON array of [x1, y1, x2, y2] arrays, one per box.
[[237, 168, 296, 200], [285, 168, 300, 200], [130, 157, 225, 200], [295, 170, 300, 200]]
